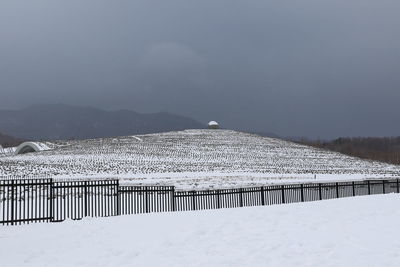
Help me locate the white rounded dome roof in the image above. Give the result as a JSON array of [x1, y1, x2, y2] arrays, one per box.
[[208, 121, 219, 126], [14, 142, 50, 155]]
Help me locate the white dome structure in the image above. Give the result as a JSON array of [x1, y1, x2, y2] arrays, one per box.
[[208, 121, 220, 129], [15, 142, 50, 155]]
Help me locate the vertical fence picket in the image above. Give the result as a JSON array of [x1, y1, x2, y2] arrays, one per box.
[[239, 188, 243, 207], [84, 181, 88, 217], [383, 180, 386, 194], [49, 179, 53, 222], [318, 184, 322, 200], [335, 183, 339, 198], [171, 187, 175, 211], [261, 187, 265, 206], [10, 180, 14, 226], [397, 179, 400, 194], [216, 190, 221, 209], [368, 181, 371, 195], [116, 181, 121, 216], [300, 184, 304, 202], [192, 191, 196, 210]]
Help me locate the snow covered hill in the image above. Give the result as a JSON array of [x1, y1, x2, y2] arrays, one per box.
[[0, 129, 399, 189], [2, 194, 400, 267]]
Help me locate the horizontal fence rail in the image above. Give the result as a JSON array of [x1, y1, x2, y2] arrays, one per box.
[[1, 178, 399, 225]]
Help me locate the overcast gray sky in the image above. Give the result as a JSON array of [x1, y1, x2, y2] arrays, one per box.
[[1, 0, 400, 139]]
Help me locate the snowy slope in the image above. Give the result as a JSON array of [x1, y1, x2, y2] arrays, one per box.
[[0, 146, 16, 156], [0, 129, 399, 189], [1, 194, 400, 267]]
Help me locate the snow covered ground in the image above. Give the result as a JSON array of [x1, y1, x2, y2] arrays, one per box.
[[1, 129, 399, 189], [1, 194, 400, 267]]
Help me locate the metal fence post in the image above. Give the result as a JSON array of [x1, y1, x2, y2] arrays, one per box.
[[335, 183, 339, 198], [217, 189, 221, 209], [300, 184, 304, 202], [171, 187, 176, 212], [84, 181, 88, 217], [281, 185, 285, 204], [192, 191, 196, 210], [397, 179, 399, 194], [260, 187, 265, 205], [10, 180, 15, 226], [116, 180, 121, 216], [239, 188, 243, 207], [318, 184, 322, 200], [352, 182, 355, 196], [49, 179, 54, 222], [382, 180, 386, 194], [368, 181, 371, 195], [145, 187, 149, 213]]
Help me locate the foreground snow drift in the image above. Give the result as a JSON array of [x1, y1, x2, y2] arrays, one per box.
[[1, 194, 400, 267]]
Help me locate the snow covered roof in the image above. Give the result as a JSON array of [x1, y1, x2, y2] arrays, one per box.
[[208, 121, 219, 126]]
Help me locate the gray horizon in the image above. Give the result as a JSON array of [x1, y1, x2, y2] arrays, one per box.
[[1, 0, 400, 139]]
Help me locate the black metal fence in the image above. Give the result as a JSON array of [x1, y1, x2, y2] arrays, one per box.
[[52, 180, 119, 222], [0, 179, 53, 225], [118, 185, 175, 215], [1, 178, 399, 225]]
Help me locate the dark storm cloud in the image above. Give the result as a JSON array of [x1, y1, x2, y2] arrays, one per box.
[[1, 0, 400, 139]]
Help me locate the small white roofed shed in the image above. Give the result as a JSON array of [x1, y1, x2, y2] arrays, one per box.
[[208, 121, 220, 129]]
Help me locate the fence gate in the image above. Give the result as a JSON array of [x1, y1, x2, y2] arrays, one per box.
[[0, 179, 53, 225]]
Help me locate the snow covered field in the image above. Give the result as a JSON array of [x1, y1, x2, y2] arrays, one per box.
[[1, 130, 399, 189], [1, 194, 400, 267]]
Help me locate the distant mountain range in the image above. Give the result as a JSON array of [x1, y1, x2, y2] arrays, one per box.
[[0, 132, 24, 148], [0, 104, 205, 141]]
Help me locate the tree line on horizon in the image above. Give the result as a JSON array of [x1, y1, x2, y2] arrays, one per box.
[[297, 137, 400, 165]]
